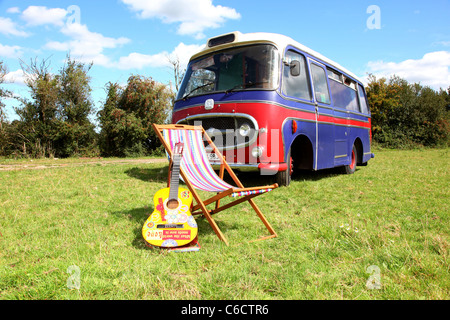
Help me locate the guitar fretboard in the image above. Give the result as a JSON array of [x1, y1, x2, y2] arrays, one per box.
[[168, 154, 182, 201]]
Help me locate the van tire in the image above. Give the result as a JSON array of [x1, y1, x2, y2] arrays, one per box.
[[275, 149, 293, 186], [342, 145, 357, 174]]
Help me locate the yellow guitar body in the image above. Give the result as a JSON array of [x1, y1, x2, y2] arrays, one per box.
[[142, 187, 198, 247]]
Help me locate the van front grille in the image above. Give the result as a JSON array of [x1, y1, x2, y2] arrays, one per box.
[[177, 114, 259, 150]]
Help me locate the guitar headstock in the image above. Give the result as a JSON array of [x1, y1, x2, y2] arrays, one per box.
[[173, 142, 184, 156]]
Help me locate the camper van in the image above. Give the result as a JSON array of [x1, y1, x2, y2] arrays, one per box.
[[172, 32, 374, 186]]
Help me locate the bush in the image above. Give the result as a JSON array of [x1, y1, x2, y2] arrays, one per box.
[[2, 57, 98, 158], [98, 76, 174, 157], [366, 75, 449, 148]]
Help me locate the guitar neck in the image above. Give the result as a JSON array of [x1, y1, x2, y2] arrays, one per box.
[[169, 154, 181, 200]]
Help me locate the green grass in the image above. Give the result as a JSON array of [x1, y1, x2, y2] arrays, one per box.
[[0, 148, 448, 300]]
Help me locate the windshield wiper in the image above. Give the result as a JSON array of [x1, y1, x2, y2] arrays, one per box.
[[225, 81, 269, 94], [182, 81, 215, 100], [225, 83, 244, 94]]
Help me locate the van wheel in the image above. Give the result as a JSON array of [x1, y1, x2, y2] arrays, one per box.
[[275, 149, 293, 186], [342, 145, 357, 174]]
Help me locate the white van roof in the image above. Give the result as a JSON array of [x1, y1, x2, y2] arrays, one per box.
[[192, 31, 362, 83]]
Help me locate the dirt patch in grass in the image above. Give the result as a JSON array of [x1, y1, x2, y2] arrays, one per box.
[[0, 158, 167, 171]]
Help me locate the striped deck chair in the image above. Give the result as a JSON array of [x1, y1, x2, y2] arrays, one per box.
[[152, 123, 278, 246]]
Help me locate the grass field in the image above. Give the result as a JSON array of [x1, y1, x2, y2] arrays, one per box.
[[0, 148, 448, 300]]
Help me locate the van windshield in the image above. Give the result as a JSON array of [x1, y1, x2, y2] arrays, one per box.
[[177, 44, 279, 100]]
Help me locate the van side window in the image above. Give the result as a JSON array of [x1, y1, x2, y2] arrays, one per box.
[[310, 63, 330, 104], [328, 68, 342, 82], [357, 84, 369, 114], [282, 51, 311, 101], [328, 68, 359, 112]]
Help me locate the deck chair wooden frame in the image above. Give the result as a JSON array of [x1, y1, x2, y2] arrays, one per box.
[[152, 123, 278, 246]]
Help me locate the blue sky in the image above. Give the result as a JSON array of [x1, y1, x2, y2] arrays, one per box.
[[1, 0, 449, 122]]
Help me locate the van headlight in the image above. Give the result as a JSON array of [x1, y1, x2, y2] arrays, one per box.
[[238, 123, 251, 137], [252, 146, 263, 158]]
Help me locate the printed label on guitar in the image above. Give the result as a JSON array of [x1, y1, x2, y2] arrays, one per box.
[[145, 229, 191, 241], [146, 230, 164, 241], [164, 230, 191, 240]]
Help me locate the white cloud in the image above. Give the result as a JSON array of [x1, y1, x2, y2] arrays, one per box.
[[116, 52, 168, 70], [121, 0, 240, 39], [0, 17, 29, 37], [7, 7, 21, 14], [114, 42, 203, 70], [0, 43, 23, 58], [44, 23, 131, 67], [171, 42, 203, 66], [4, 69, 27, 85], [366, 51, 450, 90], [433, 40, 450, 47], [21, 6, 68, 27]]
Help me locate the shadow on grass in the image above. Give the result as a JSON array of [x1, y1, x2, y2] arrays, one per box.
[[111, 204, 235, 250], [125, 164, 266, 187], [291, 167, 355, 182], [225, 167, 350, 186], [119, 162, 350, 249], [125, 165, 169, 184], [124, 163, 350, 188]]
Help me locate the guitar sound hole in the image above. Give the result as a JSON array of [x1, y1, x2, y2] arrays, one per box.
[[167, 199, 179, 209]]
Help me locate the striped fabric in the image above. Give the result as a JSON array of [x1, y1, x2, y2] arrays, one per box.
[[163, 128, 234, 192], [231, 189, 273, 197], [163, 128, 273, 198]]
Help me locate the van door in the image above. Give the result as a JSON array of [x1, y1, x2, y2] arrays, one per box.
[[309, 61, 334, 170], [329, 73, 359, 167]]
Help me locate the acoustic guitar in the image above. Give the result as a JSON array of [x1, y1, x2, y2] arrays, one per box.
[[142, 142, 198, 247]]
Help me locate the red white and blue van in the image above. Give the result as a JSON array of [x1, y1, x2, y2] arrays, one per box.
[[172, 32, 374, 186]]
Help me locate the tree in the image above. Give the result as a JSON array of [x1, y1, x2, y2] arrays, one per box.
[[98, 75, 174, 157], [14, 57, 60, 157], [420, 86, 450, 146], [97, 82, 123, 156], [366, 74, 449, 148], [0, 61, 11, 156], [12, 56, 98, 158], [0, 61, 8, 124], [54, 56, 97, 157], [168, 55, 186, 92]]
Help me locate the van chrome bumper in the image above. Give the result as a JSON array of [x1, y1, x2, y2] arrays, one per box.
[[211, 162, 287, 174]]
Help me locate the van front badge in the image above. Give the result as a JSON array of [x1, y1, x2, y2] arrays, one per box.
[[205, 99, 214, 110]]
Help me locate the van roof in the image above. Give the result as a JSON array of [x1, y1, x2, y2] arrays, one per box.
[[192, 31, 362, 84]]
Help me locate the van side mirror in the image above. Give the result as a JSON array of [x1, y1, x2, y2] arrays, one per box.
[[290, 60, 301, 76]]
